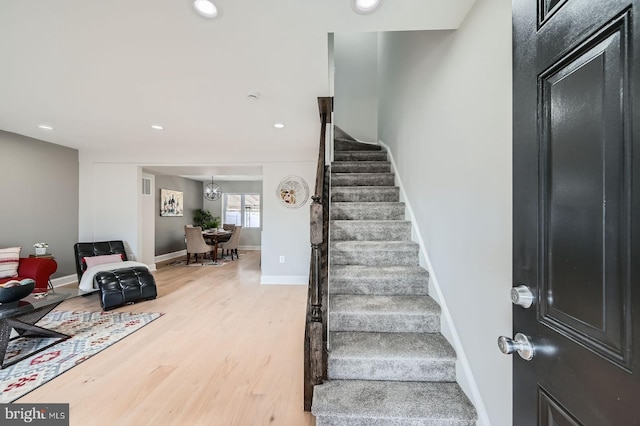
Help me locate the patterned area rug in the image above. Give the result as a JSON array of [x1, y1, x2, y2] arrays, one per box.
[[0, 310, 163, 402], [169, 259, 231, 267]]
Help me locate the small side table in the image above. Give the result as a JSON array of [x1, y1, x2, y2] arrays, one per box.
[[28, 254, 56, 292]]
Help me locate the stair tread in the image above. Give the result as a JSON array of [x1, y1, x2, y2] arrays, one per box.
[[330, 265, 429, 296], [331, 219, 411, 224], [332, 172, 394, 177], [331, 185, 400, 192], [327, 332, 456, 382], [312, 380, 477, 422], [334, 148, 385, 151], [332, 240, 419, 250], [332, 160, 390, 165], [334, 151, 388, 161], [330, 203, 406, 221], [334, 141, 383, 151], [330, 294, 440, 315], [330, 241, 420, 267], [331, 202, 405, 207], [331, 265, 428, 277], [330, 332, 455, 359]]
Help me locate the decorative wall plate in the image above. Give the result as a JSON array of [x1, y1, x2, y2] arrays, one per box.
[[276, 175, 309, 209]]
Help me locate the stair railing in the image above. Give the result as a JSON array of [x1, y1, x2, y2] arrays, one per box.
[[304, 96, 333, 411]]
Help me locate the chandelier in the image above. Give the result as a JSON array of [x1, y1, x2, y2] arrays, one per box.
[[204, 176, 221, 201]]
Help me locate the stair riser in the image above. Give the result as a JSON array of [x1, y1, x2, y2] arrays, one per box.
[[329, 313, 439, 333], [330, 266, 430, 296], [332, 174, 395, 187], [328, 359, 455, 382], [331, 188, 400, 203], [334, 151, 388, 162], [316, 417, 476, 426], [329, 278, 428, 296], [312, 380, 477, 426], [335, 140, 382, 151], [330, 221, 411, 241], [330, 250, 419, 266], [331, 162, 391, 173], [330, 204, 405, 221]]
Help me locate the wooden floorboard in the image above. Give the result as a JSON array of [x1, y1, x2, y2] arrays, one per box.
[[17, 251, 316, 426]]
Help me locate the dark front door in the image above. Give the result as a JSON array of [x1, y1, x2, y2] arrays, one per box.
[[512, 0, 639, 424]]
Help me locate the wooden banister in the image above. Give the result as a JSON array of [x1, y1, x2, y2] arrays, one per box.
[[304, 96, 332, 411]]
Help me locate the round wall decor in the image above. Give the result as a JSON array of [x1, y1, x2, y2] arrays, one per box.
[[276, 175, 309, 209]]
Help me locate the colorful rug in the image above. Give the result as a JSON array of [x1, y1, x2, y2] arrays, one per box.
[[0, 310, 163, 402]]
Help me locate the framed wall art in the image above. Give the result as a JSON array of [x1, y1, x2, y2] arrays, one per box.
[[276, 175, 309, 209], [160, 189, 184, 217]]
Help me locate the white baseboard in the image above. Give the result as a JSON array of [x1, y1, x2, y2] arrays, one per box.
[[51, 274, 78, 288], [260, 275, 307, 285], [155, 250, 186, 263], [239, 245, 260, 251], [379, 139, 490, 426]]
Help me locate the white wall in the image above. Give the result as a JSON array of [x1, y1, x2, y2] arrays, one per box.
[[140, 172, 156, 268], [333, 32, 378, 142], [260, 162, 316, 284], [88, 163, 141, 259], [377, 0, 512, 425]]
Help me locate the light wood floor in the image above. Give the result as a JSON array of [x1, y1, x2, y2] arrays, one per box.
[[18, 251, 316, 426]]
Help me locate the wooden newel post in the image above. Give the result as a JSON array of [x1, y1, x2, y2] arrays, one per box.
[[310, 196, 323, 323], [305, 97, 332, 412]]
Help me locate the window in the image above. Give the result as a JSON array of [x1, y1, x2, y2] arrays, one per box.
[[223, 193, 261, 228]]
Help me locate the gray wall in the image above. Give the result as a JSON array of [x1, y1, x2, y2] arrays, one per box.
[[377, 0, 512, 424], [154, 175, 203, 255], [203, 180, 263, 249], [0, 130, 79, 278]]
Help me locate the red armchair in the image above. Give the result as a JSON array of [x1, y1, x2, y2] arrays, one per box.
[[0, 258, 57, 294]]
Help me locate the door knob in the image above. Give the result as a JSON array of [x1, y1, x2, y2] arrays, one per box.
[[511, 285, 535, 308], [498, 333, 534, 360]]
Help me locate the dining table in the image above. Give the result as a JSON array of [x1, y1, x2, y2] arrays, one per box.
[[202, 230, 233, 262]]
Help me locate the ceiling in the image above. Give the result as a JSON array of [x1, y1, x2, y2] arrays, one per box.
[[0, 0, 475, 182]]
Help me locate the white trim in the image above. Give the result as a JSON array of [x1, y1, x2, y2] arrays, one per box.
[[238, 245, 260, 251], [155, 250, 186, 263], [50, 274, 78, 288], [260, 275, 307, 285], [379, 139, 490, 426]]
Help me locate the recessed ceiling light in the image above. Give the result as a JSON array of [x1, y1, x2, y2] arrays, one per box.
[[273, 123, 285, 129], [151, 125, 165, 130], [38, 124, 54, 131], [193, 0, 219, 18], [352, 0, 383, 14]]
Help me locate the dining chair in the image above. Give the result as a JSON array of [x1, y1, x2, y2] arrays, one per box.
[[184, 226, 214, 265], [219, 226, 242, 260]]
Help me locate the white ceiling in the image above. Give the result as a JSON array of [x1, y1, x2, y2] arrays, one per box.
[[0, 0, 475, 181]]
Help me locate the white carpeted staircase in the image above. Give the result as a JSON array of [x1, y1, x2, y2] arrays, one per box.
[[311, 132, 477, 426]]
